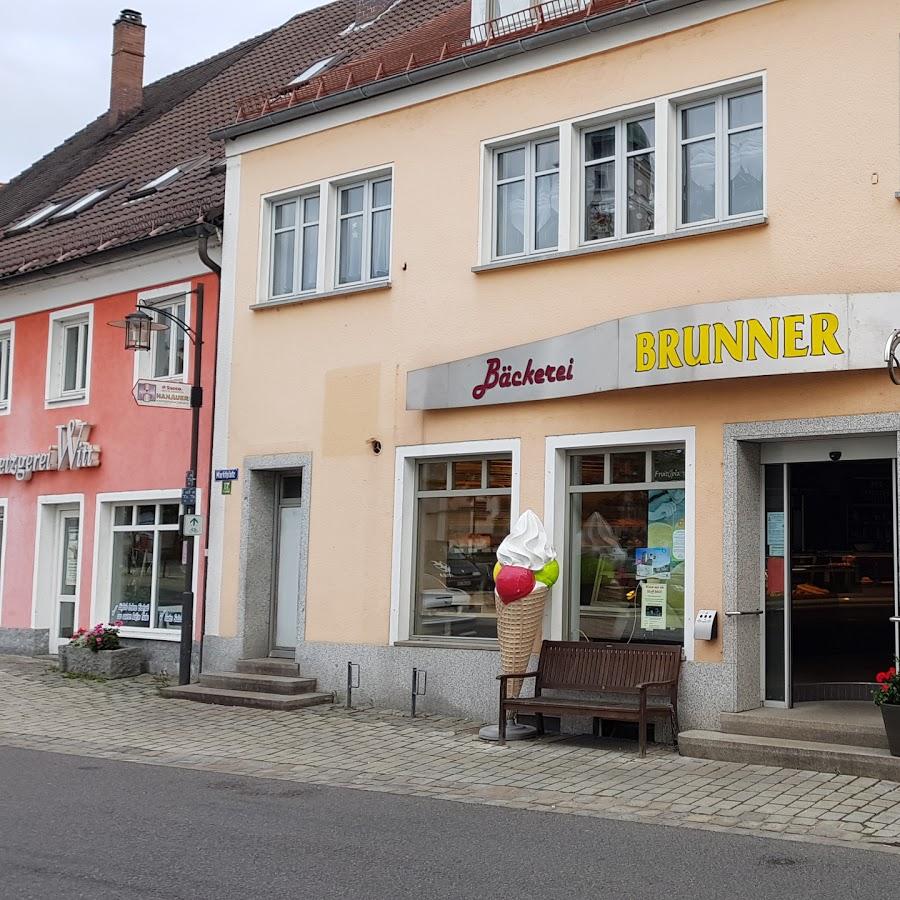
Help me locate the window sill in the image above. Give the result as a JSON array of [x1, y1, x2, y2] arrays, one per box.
[[472, 215, 767, 273], [117, 628, 181, 642], [251, 280, 391, 310], [45, 392, 88, 408], [394, 638, 499, 652]]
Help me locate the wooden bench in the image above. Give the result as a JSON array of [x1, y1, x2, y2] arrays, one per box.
[[498, 640, 682, 755]]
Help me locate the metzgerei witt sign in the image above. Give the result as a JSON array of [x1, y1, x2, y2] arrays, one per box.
[[0, 419, 101, 481]]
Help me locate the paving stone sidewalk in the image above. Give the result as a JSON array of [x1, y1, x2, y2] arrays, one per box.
[[1, 655, 900, 854]]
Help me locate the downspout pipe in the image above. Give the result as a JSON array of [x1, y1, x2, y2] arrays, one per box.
[[195, 221, 221, 675]]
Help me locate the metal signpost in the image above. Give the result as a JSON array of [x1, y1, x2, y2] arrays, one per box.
[[110, 283, 205, 686]]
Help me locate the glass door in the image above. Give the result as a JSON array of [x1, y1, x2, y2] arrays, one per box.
[[270, 475, 303, 655], [763, 464, 790, 705], [52, 509, 80, 653]]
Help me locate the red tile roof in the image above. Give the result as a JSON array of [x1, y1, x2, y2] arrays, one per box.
[[230, 0, 635, 127], [0, 0, 462, 283]]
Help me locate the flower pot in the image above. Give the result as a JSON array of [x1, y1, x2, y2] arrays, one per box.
[[881, 703, 900, 756], [58, 645, 143, 679]]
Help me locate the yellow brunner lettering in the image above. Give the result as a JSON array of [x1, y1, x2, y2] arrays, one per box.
[[782, 314, 807, 357], [810, 312, 844, 357], [682, 324, 711, 366], [713, 321, 745, 364], [636, 332, 656, 372], [658, 329, 683, 369], [746, 317, 780, 361]]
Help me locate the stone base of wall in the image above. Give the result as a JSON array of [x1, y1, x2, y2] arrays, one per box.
[[59, 645, 143, 679], [0, 628, 49, 657], [292, 641, 729, 732], [118, 638, 201, 681]]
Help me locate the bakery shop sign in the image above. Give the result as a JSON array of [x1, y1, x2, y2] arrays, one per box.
[[406, 293, 896, 409], [0, 419, 101, 481]]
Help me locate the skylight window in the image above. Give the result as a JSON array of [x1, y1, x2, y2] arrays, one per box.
[[128, 167, 181, 200], [6, 201, 67, 233], [290, 54, 343, 85], [51, 182, 126, 221]]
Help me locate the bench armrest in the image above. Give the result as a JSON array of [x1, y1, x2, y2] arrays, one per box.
[[496, 671, 539, 682]]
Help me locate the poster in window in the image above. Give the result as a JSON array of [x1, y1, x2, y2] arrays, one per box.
[[635, 547, 670, 580], [64, 524, 79, 587]]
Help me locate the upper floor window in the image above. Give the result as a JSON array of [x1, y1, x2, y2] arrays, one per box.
[[679, 89, 763, 225], [47, 306, 92, 406], [582, 116, 655, 243], [0, 325, 12, 412], [494, 137, 559, 258], [271, 194, 320, 298], [337, 176, 392, 286], [480, 77, 764, 266], [150, 297, 187, 380]]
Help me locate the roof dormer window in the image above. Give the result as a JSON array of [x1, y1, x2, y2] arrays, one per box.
[[128, 167, 182, 200]]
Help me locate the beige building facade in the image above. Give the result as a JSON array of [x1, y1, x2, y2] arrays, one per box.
[[205, 0, 900, 732]]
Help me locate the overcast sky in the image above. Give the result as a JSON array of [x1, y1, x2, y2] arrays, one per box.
[[0, 1, 327, 182]]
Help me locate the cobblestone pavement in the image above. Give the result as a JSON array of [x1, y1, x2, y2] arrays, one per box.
[[2, 655, 900, 854]]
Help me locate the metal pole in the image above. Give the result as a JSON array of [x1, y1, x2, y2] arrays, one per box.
[[346, 661, 353, 709], [178, 283, 204, 685]]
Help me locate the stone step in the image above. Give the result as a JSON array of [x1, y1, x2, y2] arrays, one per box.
[[721, 706, 888, 750], [235, 658, 300, 677], [199, 672, 317, 695], [679, 730, 900, 781], [160, 684, 333, 711]]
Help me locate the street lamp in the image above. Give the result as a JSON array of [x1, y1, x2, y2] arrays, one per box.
[[109, 287, 205, 685]]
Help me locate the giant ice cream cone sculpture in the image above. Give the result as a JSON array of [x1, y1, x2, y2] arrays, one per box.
[[493, 511, 560, 702]]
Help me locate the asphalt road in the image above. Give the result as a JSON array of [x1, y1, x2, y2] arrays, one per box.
[[0, 747, 896, 900]]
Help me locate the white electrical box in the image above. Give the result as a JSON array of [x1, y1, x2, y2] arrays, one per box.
[[694, 609, 717, 641]]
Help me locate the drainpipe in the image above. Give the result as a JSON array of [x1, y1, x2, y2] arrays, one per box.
[[195, 222, 221, 675]]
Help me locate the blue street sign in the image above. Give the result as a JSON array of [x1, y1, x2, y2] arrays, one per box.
[[181, 487, 197, 507], [214, 468, 239, 482]]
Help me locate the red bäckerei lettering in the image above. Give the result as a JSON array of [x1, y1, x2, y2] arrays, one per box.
[[472, 357, 575, 400]]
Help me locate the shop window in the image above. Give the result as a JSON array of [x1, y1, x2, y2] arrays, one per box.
[[109, 502, 187, 631], [270, 192, 320, 298], [567, 445, 685, 645], [679, 89, 763, 225], [0, 324, 13, 412], [412, 455, 512, 640], [493, 136, 559, 259], [46, 305, 92, 406], [337, 176, 392, 286], [582, 115, 655, 243]]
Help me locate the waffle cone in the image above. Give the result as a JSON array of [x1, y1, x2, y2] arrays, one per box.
[[496, 584, 548, 700]]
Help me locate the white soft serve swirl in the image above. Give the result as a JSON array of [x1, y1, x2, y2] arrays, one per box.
[[496, 510, 557, 570]]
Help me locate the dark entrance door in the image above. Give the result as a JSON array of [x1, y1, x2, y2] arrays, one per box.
[[789, 459, 895, 701]]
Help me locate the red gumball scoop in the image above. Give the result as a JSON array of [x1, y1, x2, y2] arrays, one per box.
[[495, 565, 536, 604]]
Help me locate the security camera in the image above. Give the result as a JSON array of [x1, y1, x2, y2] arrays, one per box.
[[829, 450, 842, 462]]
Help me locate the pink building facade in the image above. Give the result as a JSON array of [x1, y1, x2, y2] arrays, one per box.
[[0, 263, 218, 673]]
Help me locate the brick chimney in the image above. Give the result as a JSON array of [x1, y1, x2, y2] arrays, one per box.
[[109, 9, 145, 126]]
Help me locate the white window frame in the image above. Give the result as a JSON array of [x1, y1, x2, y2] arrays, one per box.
[[578, 112, 656, 247], [477, 73, 765, 266], [91, 488, 202, 642], [134, 283, 192, 384], [267, 191, 322, 300], [335, 172, 393, 289], [390, 438, 521, 646], [544, 427, 696, 660], [676, 86, 765, 228], [491, 132, 561, 261], [0, 322, 14, 415], [45, 304, 93, 408]]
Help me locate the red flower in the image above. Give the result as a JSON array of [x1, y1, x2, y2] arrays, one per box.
[[877, 672, 888, 684], [883, 684, 891, 692]]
